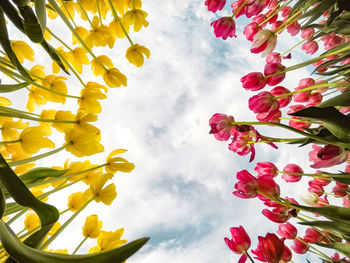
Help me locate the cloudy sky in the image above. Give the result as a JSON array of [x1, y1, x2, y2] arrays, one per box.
[[3, 0, 340, 262]]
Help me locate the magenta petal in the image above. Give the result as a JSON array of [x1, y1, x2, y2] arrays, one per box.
[[238, 253, 248, 263]]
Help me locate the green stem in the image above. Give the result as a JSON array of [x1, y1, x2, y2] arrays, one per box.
[[59, 0, 77, 28], [76, 0, 94, 27], [46, 28, 73, 51], [28, 163, 107, 188], [48, 0, 108, 71], [0, 64, 81, 99], [0, 139, 21, 146], [8, 145, 67, 167], [40, 198, 94, 250], [279, 117, 318, 124], [55, 52, 86, 87], [230, 121, 350, 148], [72, 236, 88, 255], [232, 0, 249, 18], [0, 106, 40, 117], [7, 209, 27, 225], [107, 0, 134, 46], [246, 251, 255, 263], [296, 237, 332, 261], [96, 0, 103, 23], [280, 37, 310, 57], [258, 0, 293, 27]]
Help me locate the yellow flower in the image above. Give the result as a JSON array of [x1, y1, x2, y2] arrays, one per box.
[[44, 29, 52, 40], [30, 65, 46, 80], [66, 159, 92, 182], [126, 0, 142, 8], [51, 48, 71, 74], [26, 86, 50, 112], [78, 82, 107, 114], [89, 173, 116, 205], [122, 9, 148, 32], [125, 44, 150, 67], [43, 75, 68, 104], [48, 221, 61, 236], [91, 55, 113, 77], [109, 19, 129, 39], [106, 149, 135, 174], [19, 126, 55, 154], [67, 192, 86, 212], [60, 1, 78, 19], [0, 97, 11, 106], [69, 47, 90, 74], [31, 189, 48, 203], [13, 163, 35, 175], [97, 229, 127, 251], [110, 0, 128, 15], [5, 143, 31, 160], [72, 26, 88, 45], [85, 16, 115, 49], [24, 212, 40, 231], [75, 110, 100, 134], [103, 68, 127, 88], [11, 41, 35, 63], [47, 3, 58, 19], [65, 128, 104, 157], [39, 109, 56, 127], [52, 110, 76, 133], [83, 215, 102, 238], [1, 119, 28, 140]]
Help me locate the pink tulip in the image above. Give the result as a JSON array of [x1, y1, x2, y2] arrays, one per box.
[[211, 17, 236, 40], [302, 41, 319, 55], [282, 163, 303, 183], [241, 72, 266, 91], [248, 91, 279, 114], [251, 29, 277, 57], [255, 162, 278, 177], [270, 86, 291, 107], [264, 63, 285, 86], [252, 233, 285, 263], [243, 22, 261, 42], [277, 222, 297, 239], [309, 144, 348, 168], [205, 0, 226, 13], [233, 170, 259, 199], [224, 225, 251, 263], [209, 113, 234, 141], [291, 238, 309, 254]]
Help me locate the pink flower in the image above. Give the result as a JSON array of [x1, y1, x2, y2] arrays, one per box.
[[306, 92, 322, 107], [205, 0, 226, 13], [287, 105, 311, 130], [262, 206, 291, 223], [252, 14, 267, 26], [224, 226, 251, 263], [291, 238, 309, 254], [209, 113, 234, 141], [255, 162, 278, 177], [248, 91, 279, 114], [252, 233, 285, 263], [277, 222, 297, 239], [270, 21, 283, 33], [282, 163, 303, 183], [264, 63, 286, 86], [245, 0, 268, 18], [256, 109, 281, 123], [265, 52, 281, 64], [243, 22, 261, 42], [282, 245, 292, 262], [301, 28, 314, 39], [287, 22, 300, 36], [270, 86, 291, 107], [332, 182, 349, 197], [233, 170, 259, 199], [309, 144, 348, 168], [303, 227, 323, 243], [257, 175, 280, 198], [251, 29, 277, 57], [281, 6, 291, 18], [211, 17, 236, 40], [241, 72, 266, 91], [229, 132, 257, 162], [302, 41, 319, 55]]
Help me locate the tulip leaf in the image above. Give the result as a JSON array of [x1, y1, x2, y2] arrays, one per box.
[[301, 0, 335, 27], [0, 154, 59, 251], [0, 9, 32, 80], [0, 82, 29, 93], [0, 220, 149, 263], [299, 220, 350, 235], [34, 0, 46, 33], [17, 5, 43, 43], [289, 106, 350, 143], [20, 167, 68, 185], [316, 242, 350, 257], [292, 203, 350, 224], [0, 0, 24, 32], [40, 40, 69, 74], [318, 90, 350, 108]]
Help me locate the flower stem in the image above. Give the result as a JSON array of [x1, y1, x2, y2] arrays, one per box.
[[0, 139, 21, 146], [8, 145, 67, 167], [232, 0, 249, 18], [246, 251, 255, 263], [72, 236, 88, 255], [46, 28, 73, 52]]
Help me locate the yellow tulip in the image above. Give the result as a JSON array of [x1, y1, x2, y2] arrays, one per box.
[[72, 26, 88, 45], [125, 44, 150, 67], [106, 149, 135, 174], [11, 41, 35, 63], [88, 173, 116, 205], [122, 9, 148, 32], [39, 109, 56, 127], [0, 97, 11, 106], [97, 229, 127, 251], [24, 212, 40, 231], [85, 16, 115, 49], [91, 55, 113, 77], [70, 47, 90, 74], [2, 119, 28, 140], [52, 110, 76, 133], [67, 192, 86, 212], [13, 163, 35, 175], [78, 82, 107, 114], [109, 19, 129, 39], [83, 215, 102, 238], [103, 68, 127, 88], [65, 128, 104, 157], [30, 65, 46, 80], [48, 221, 61, 236], [75, 110, 100, 134], [19, 126, 55, 154], [43, 75, 68, 104]]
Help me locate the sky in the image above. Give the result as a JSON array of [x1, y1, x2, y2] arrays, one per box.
[[2, 0, 342, 262]]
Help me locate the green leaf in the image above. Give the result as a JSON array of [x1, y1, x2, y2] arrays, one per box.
[[18, 5, 43, 43], [0, 220, 149, 263], [0, 82, 29, 93], [0, 9, 32, 80], [302, 0, 335, 27], [0, 154, 59, 250], [34, 0, 46, 33], [299, 220, 350, 235], [19, 167, 68, 185], [289, 106, 350, 143], [40, 40, 69, 74], [318, 90, 350, 108], [292, 203, 350, 224], [0, 0, 24, 32], [316, 242, 350, 257]]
